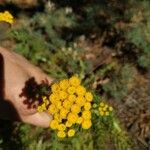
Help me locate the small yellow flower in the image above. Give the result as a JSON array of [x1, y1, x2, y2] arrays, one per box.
[[59, 79, 69, 90], [48, 104, 57, 114], [109, 106, 113, 111], [50, 120, 59, 129], [54, 114, 61, 122], [102, 106, 107, 111], [82, 120, 92, 129], [93, 103, 98, 108], [51, 83, 59, 92], [59, 91, 68, 99], [55, 101, 62, 109], [76, 117, 83, 124], [82, 111, 91, 119], [58, 124, 66, 131], [76, 96, 86, 106], [42, 96, 47, 101], [65, 121, 72, 127], [99, 111, 104, 116], [105, 111, 109, 116], [37, 106, 43, 112], [67, 86, 76, 94], [98, 107, 102, 112], [60, 108, 68, 119], [43, 99, 50, 106], [84, 102, 91, 110], [69, 76, 81, 87], [100, 102, 105, 107], [67, 113, 78, 124], [0, 11, 14, 24], [68, 94, 76, 102], [85, 92, 93, 102], [71, 104, 81, 113], [41, 103, 46, 111], [68, 129, 75, 137], [49, 94, 59, 103], [57, 131, 66, 138], [104, 104, 108, 109], [76, 86, 86, 96], [63, 100, 72, 109]]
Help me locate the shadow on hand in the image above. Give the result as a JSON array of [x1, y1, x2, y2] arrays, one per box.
[[19, 77, 50, 109]]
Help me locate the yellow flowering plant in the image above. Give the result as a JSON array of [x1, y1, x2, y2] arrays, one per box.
[[98, 102, 113, 116], [37, 75, 115, 139], [0, 11, 14, 25], [37, 75, 93, 138]]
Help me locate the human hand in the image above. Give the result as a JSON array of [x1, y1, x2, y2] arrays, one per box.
[[0, 47, 53, 127]]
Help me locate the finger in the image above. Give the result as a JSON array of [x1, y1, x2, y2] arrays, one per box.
[[30, 67, 54, 85], [22, 111, 52, 128]]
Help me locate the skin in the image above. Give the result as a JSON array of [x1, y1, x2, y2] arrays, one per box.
[[0, 47, 53, 127]]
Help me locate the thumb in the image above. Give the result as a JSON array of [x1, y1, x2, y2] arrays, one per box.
[[22, 111, 52, 127]]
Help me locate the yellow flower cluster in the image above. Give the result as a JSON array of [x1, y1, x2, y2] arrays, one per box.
[[0, 11, 14, 25], [37, 75, 93, 138], [98, 102, 113, 116]]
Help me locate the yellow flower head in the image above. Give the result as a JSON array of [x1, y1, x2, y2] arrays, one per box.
[[105, 111, 109, 116], [55, 101, 62, 109], [67, 113, 78, 124], [42, 97, 50, 106], [63, 100, 72, 109], [50, 120, 59, 130], [104, 104, 108, 109], [67, 86, 76, 94], [54, 114, 61, 122], [98, 107, 102, 112], [0, 11, 14, 24], [48, 104, 58, 114], [68, 94, 76, 102], [65, 121, 73, 127], [42, 96, 47, 101], [59, 91, 68, 100], [39, 103, 46, 111], [69, 76, 81, 87], [59, 79, 69, 90], [37, 106, 43, 112], [76, 96, 86, 106], [109, 106, 113, 111], [49, 93, 59, 103], [68, 129, 75, 137], [58, 124, 66, 131], [71, 104, 81, 113], [85, 92, 93, 102], [102, 106, 107, 111], [82, 111, 91, 119], [76, 85, 86, 96], [76, 117, 83, 124], [51, 83, 59, 93], [82, 120, 92, 129], [84, 102, 91, 110], [99, 111, 104, 116], [57, 131, 66, 138], [60, 108, 68, 119], [100, 102, 105, 107]]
